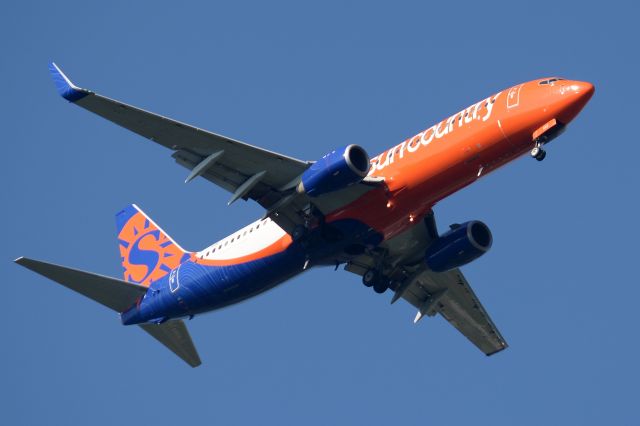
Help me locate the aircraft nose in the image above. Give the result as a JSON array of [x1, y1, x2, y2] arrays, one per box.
[[557, 80, 595, 124], [571, 80, 595, 100]]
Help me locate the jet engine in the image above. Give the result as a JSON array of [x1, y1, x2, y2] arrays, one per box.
[[425, 221, 492, 272], [297, 144, 370, 197]]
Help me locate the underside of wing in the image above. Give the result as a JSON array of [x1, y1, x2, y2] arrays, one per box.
[[344, 212, 507, 356], [48, 63, 306, 229], [49, 62, 383, 234], [401, 268, 508, 355]]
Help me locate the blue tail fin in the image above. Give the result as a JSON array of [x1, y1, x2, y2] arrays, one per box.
[[115, 204, 190, 287]]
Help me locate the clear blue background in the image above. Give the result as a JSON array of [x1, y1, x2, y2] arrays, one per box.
[[3, 1, 638, 424]]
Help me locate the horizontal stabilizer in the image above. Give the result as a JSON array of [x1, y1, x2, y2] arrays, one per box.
[[15, 257, 146, 312], [139, 321, 201, 367]]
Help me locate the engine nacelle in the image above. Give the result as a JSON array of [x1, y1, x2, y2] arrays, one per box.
[[298, 145, 370, 197], [425, 221, 492, 272]]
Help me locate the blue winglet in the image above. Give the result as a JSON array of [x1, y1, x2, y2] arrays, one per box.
[[48, 62, 90, 102]]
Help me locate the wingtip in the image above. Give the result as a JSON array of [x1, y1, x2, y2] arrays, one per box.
[[14, 256, 25, 264], [48, 62, 90, 102], [485, 344, 508, 356]]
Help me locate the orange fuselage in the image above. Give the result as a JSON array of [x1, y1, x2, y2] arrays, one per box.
[[327, 78, 595, 240]]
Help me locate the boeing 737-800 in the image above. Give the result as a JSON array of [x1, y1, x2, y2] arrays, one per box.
[[15, 64, 594, 366]]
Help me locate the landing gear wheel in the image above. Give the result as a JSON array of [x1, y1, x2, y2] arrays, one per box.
[[362, 270, 377, 287], [531, 145, 546, 161], [373, 280, 388, 294], [530, 146, 540, 157]]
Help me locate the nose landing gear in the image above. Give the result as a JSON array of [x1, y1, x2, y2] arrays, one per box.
[[530, 119, 566, 162]]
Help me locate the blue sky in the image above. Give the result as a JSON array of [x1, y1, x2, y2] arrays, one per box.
[[3, 1, 639, 424]]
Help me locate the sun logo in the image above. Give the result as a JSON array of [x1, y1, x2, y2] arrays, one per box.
[[118, 212, 187, 286]]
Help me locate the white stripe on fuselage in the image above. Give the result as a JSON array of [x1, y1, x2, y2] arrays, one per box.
[[197, 217, 287, 261]]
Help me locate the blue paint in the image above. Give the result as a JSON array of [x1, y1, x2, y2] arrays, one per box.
[[115, 205, 139, 231], [48, 62, 89, 102], [121, 241, 307, 325], [301, 145, 368, 197], [425, 221, 492, 272], [121, 218, 382, 325], [127, 230, 161, 283]]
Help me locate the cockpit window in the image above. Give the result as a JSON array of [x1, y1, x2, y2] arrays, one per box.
[[539, 78, 565, 86]]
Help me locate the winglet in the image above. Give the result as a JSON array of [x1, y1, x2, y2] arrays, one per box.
[[48, 62, 91, 102]]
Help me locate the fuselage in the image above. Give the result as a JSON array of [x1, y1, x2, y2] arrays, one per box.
[[121, 77, 594, 325]]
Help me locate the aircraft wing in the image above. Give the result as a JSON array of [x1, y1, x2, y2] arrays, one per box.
[[344, 212, 508, 356], [48, 62, 335, 233], [400, 267, 508, 355]]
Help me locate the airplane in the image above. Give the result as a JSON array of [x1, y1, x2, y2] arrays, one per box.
[[15, 63, 594, 367]]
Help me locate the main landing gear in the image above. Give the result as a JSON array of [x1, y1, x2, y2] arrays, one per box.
[[362, 269, 389, 294], [530, 142, 546, 161]]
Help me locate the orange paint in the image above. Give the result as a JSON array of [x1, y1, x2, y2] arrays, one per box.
[[327, 78, 594, 240], [118, 211, 187, 286]]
